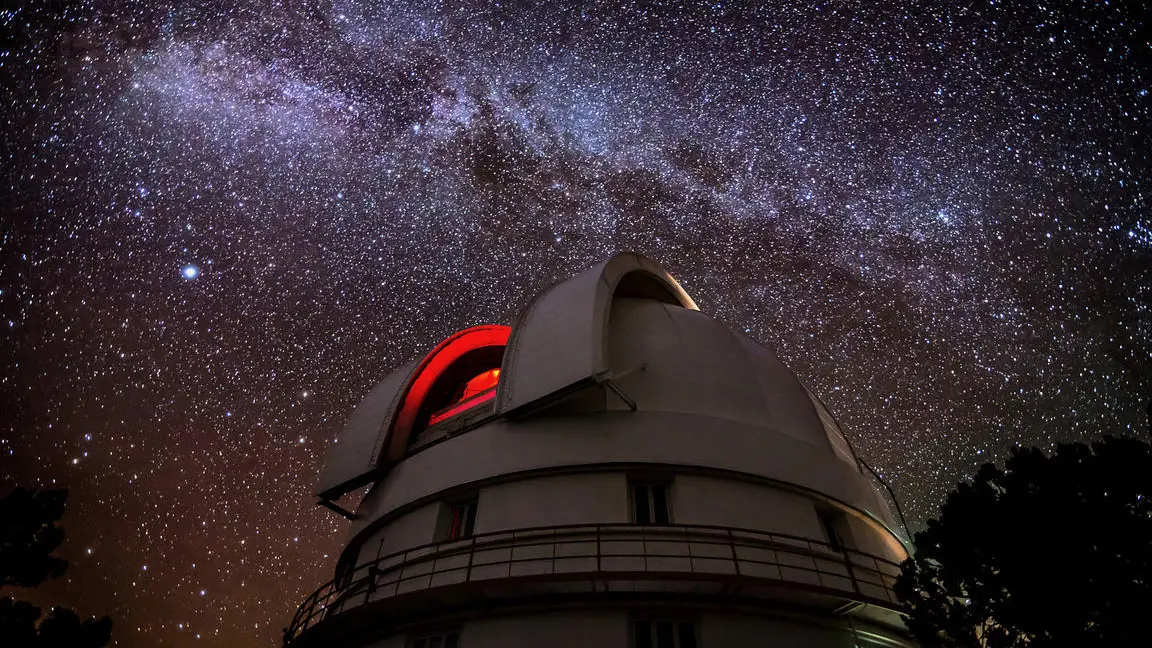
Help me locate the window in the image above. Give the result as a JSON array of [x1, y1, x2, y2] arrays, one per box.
[[632, 482, 671, 525], [633, 620, 697, 648], [817, 509, 852, 552], [446, 499, 477, 540], [411, 631, 459, 648]]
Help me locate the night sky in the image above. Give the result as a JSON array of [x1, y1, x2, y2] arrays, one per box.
[[1, 1, 1149, 646]]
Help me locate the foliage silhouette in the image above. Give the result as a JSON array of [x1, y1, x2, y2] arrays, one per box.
[[1, 487, 69, 588], [895, 436, 1152, 648], [0, 487, 112, 648]]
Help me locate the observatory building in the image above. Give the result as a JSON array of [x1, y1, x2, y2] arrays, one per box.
[[285, 253, 914, 648]]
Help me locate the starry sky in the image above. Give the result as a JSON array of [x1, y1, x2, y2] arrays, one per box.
[[1, 0, 1149, 646]]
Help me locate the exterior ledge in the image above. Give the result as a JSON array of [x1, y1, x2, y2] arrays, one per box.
[[285, 523, 905, 646]]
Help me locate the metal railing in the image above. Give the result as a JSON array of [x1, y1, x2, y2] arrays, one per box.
[[284, 523, 903, 644], [858, 459, 913, 545]]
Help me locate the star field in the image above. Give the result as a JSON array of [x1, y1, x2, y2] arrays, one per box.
[[1, 1, 1149, 646]]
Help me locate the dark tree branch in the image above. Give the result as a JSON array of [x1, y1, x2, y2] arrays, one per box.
[[895, 436, 1152, 648]]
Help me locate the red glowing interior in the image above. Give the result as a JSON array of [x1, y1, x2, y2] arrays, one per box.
[[386, 325, 510, 459], [461, 368, 500, 400], [428, 388, 498, 427]]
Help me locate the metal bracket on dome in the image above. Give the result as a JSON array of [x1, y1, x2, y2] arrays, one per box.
[[502, 364, 647, 419], [317, 498, 358, 520], [602, 380, 636, 411], [594, 363, 645, 412]]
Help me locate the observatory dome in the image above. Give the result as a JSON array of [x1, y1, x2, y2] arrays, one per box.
[[287, 252, 913, 648]]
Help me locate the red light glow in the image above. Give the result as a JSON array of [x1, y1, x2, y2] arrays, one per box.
[[461, 368, 500, 400], [384, 325, 511, 460], [428, 388, 497, 427]]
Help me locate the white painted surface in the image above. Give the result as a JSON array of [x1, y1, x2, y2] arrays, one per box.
[[607, 300, 776, 428], [475, 472, 629, 533], [316, 361, 416, 497], [462, 611, 628, 648], [353, 413, 890, 541], [497, 253, 696, 414], [359, 637, 406, 648], [700, 613, 856, 648], [356, 502, 440, 565], [673, 474, 824, 540]]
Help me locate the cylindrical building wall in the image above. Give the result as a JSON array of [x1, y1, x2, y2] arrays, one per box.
[[357, 609, 897, 648], [348, 466, 904, 571]]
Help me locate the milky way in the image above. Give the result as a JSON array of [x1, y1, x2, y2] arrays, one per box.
[[1, 1, 1149, 646]]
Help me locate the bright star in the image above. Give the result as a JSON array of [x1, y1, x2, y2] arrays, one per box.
[[182, 265, 200, 279]]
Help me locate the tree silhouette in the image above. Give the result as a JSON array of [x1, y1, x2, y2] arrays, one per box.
[[1, 488, 69, 588], [0, 487, 112, 648], [895, 435, 1152, 648]]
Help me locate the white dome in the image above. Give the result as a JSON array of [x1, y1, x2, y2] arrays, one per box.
[[315, 361, 416, 499], [607, 298, 833, 450], [316, 254, 882, 522], [496, 252, 697, 415], [292, 253, 913, 648]]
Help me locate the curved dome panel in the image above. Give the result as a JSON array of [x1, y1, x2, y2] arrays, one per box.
[[607, 299, 828, 447], [496, 252, 697, 415], [731, 333, 841, 449], [608, 299, 767, 423], [315, 361, 418, 499]]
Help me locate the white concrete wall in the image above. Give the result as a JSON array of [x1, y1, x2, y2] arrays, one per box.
[[700, 613, 855, 648], [357, 611, 904, 648], [475, 472, 629, 533], [360, 637, 405, 648], [356, 502, 440, 565], [844, 515, 906, 564], [462, 611, 628, 648], [355, 412, 891, 538], [353, 470, 906, 573], [673, 474, 824, 540]]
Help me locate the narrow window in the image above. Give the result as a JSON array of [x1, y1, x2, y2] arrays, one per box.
[[632, 483, 671, 525], [633, 620, 697, 648], [817, 509, 851, 552], [447, 499, 478, 540], [411, 631, 460, 648]]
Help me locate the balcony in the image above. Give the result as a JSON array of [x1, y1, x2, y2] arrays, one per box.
[[285, 523, 905, 646]]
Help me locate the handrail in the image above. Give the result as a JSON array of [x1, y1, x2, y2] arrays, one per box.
[[284, 522, 904, 644], [858, 458, 913, 545]]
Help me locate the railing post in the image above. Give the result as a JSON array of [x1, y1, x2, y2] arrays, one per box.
[[550, 526, 558, 575], [843, 550, 860, 594], [365, 565, 378, 605], [395, 549, 409, 597], [596, 525, 602, 573], [728, 528, 741, 576], [465, 535, 476, 582]]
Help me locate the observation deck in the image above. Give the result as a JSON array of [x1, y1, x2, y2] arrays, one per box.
[[285, 523, 905, 646]]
